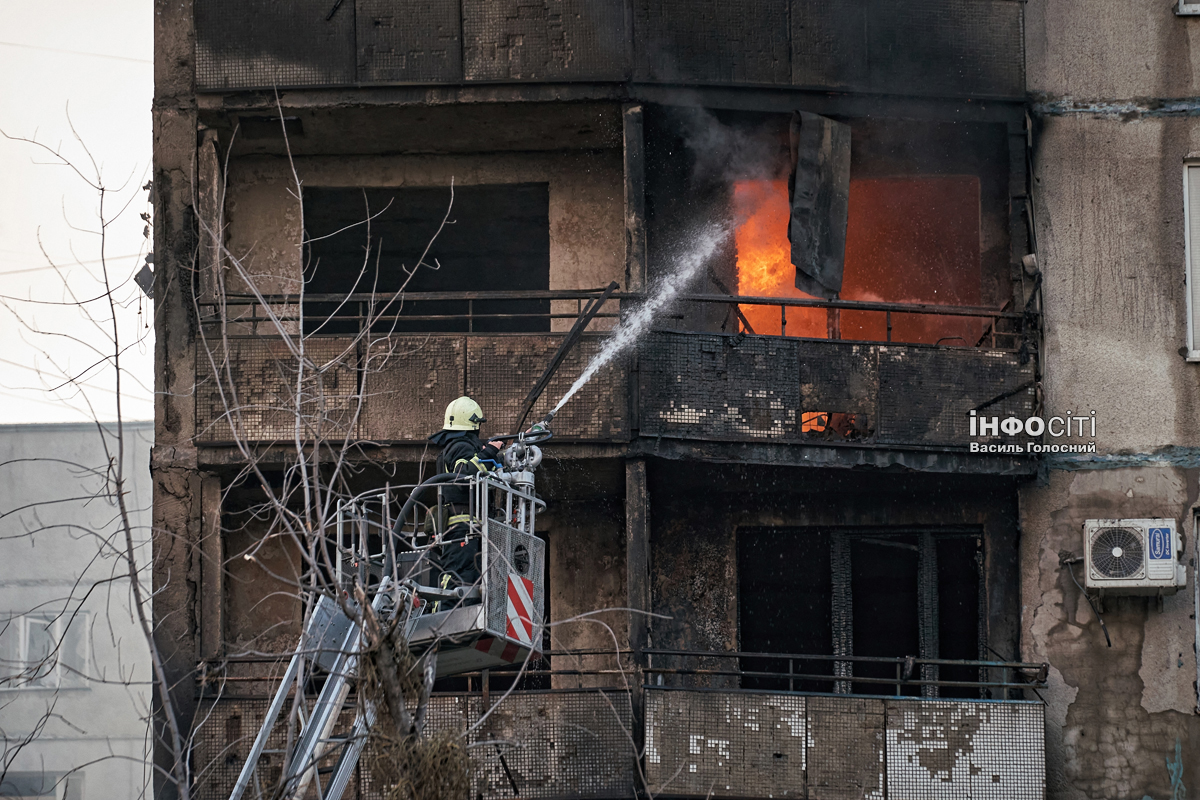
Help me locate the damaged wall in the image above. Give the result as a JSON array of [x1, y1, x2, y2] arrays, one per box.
[[1020, 469, 1199, 799], [220, 133, 624, 332], [648, 465, 1022, 672], [1025, 0, 1200, 795], [152, 1, 203, 797], [544, 498, 629, 687], [221, 515, 303, 654]]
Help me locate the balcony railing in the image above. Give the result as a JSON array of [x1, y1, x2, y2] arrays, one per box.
[[193, 653, 1047, 800], [199, 290, 1029, 350], [193, 291, 1038, 455], [644, 648, 1048, 700]]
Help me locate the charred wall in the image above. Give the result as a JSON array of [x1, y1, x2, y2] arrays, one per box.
[[213, 106, 624, 333], [544, 498, 629, 687], [193, 0, 1025, 100], [645, 463, 1022, 677], [220, 501, 303, 654], [643, 106, 1017, 331]]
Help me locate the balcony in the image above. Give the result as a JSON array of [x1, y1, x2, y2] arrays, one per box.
[[193, 290, 1037, 471], [643, 690, 1045, 799], [193, 652, 1047, 799]]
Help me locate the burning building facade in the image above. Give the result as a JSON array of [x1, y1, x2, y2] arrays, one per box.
[[149, 0, 1197, 797]]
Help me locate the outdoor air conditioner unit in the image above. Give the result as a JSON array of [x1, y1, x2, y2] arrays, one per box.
[[1083, 519, 1187, 595]]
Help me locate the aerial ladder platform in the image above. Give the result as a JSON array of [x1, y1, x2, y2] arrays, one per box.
[[227, 432, 549, 800]]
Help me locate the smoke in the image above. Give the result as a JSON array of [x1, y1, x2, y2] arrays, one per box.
[[548, 109, 789, 415], [551, 224, 728, 414], [672, 106, 789, 188]]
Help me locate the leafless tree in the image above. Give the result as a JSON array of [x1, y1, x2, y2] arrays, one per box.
[[0, 121, 157, 798], [189, 111, 469, 798], [1, 109, 653, 800], [188, 109, 657, 800]]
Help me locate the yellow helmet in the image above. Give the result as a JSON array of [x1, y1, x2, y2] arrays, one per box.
[[443, 396, 486, 431]]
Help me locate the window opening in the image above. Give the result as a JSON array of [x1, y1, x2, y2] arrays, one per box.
[[303, 184, 551, 334], [0, 612, 89, 689], [645, 108, 1011, 349], [1183, 162, 1200, 360], [733, 175, 983, 345], [737, 527, 983, 698]]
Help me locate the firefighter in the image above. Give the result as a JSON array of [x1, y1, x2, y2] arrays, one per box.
[[425, 396, 503, 595]]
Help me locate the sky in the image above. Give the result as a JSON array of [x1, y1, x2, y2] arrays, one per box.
[[0, 1, 154, 423]]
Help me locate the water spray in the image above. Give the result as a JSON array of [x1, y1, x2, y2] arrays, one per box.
[[548, 224, 728, 416]]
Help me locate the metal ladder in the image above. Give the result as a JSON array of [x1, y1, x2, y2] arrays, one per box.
[[225, 458, 546, 800], [228, 583, 394, 800], [228, 490, 427, 800]]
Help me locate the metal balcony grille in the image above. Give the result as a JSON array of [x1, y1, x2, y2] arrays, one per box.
[[195, 337, 361, 443], [484, 520, 546, 640], [193, 690, 634, 800]]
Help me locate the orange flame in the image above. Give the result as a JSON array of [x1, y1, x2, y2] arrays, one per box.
[[732, 180, 826, 337], [733, 175, 984, 346]]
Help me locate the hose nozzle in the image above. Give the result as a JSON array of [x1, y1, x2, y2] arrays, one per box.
[[518, 408, 556, 444]]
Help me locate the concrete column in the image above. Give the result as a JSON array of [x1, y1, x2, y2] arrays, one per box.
[[625, 457, 650, 730], [622, 103, 646, 434], [152, 1, 200, 797], [622, 103, 647, 293], [199, 474, 223, 660]]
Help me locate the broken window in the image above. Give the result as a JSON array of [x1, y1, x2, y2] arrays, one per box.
[[303, 184, 551, 334], [737, 527, 983, 698], [646, 108, 1009, 345]]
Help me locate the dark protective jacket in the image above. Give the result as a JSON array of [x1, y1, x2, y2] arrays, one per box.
[[427, 429, 501, 508]]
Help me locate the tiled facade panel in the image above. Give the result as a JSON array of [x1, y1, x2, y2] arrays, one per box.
[[356, 0, 462, 82], [194, 0, 1023, 98], [639, 333, 801, 442], [645, 689, 807, 797], [877, 347, 1035, 446], [462, 0, 626, 81], [791, 0, 1024, 96], [633, 0, 791, 85], [193, 693, 635, 800], [196, 337, 360, 443], [645, 690, 1045, 800], [195, 0, 356, 89], [465, 335, 629, 441], [362, 336, 464, 441]]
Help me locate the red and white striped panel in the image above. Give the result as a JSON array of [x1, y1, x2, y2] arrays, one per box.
[[474, 636, 525, 664], [506, 573, 536, 646]]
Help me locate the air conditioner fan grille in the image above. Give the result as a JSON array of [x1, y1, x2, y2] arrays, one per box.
[[1091, 527, 1144, 579]]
